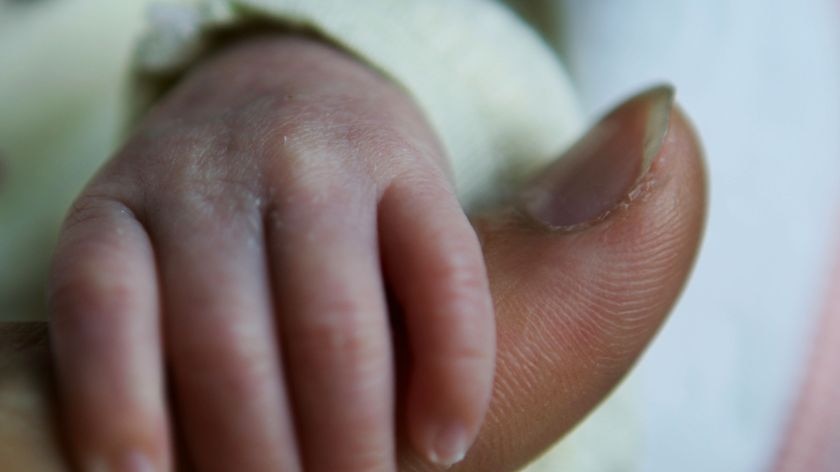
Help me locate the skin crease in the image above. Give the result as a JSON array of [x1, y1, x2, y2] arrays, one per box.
[[0, 99, 707, 471]]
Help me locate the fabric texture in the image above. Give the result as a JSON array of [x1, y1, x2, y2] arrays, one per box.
[[0, 0, 583, 322], [133, 0, 583, 209], [0, 0, 151, 319]]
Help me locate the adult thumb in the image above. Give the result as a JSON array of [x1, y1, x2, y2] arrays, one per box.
[[402, 86, 707, 471]]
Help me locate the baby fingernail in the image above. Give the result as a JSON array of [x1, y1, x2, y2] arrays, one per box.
[[427, 422, 469, 467], [521, 85, 675, 229], [88, 451, 155, 472], [120, 451, 156, 472]]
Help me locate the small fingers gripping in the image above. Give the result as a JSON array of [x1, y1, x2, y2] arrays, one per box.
[[267, 192, 397, 472], [149, 196, 302, 472], [48, 196, 171, 471], [379, 175, 496, 467]]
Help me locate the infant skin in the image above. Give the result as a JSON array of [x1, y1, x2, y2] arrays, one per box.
[[47, 35, 496, 472]]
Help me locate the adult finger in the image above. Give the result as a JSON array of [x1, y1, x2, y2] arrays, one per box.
[[400, 86, 707, 471]]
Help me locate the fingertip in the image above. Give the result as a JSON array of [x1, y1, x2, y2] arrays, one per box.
[[406, 362, 491, 468], [668, 103, 708, 224], [379, 179, 496, 468], [426, 423, 469, 467], [82, 442, 165, 472]]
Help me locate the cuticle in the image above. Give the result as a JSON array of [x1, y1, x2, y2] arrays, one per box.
[[518, 170, 660, 234]]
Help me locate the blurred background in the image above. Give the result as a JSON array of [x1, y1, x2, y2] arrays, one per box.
[[2, 0, 839, 471]]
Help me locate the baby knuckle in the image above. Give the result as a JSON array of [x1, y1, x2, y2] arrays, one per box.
[[234, 96, 326, 160], [130, 122, 260, 190], [48, 273, 134, 327], [434, 249, 488, 297], [344, 123, 436, 171], [124, 124, 211, 169], [435, 340, 490, 367], [293, 302, 384, 361], [210, 353, 276, 399], [175, 183, 242, 219], [64, 195, 133, 232]]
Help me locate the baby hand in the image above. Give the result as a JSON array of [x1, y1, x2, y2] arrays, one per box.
[[47, 35, 494, 471]]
